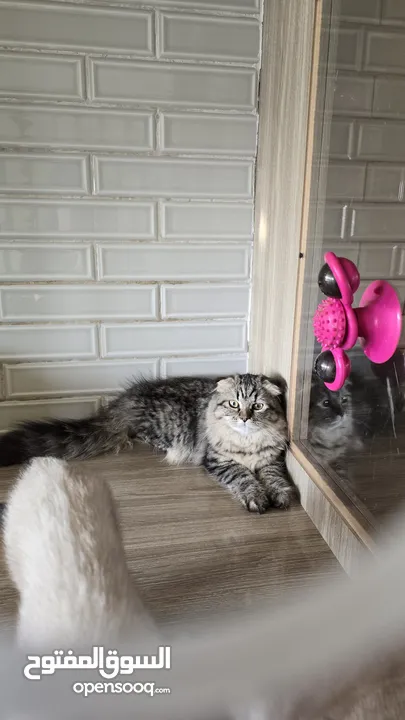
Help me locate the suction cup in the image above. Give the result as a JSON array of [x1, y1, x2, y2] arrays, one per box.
[[371, 349, 405, 386], [355, 281, 402, 364]]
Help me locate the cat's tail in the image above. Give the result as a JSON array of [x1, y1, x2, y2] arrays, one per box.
[[0, 408, 127, 467]]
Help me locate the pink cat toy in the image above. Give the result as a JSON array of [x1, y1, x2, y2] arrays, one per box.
[[313, 252, 402, 391]]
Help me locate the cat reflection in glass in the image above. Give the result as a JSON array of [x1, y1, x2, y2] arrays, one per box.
[[308, 372, 364, 478], [309, 366, 405, 478]]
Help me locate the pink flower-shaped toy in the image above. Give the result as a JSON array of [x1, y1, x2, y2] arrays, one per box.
[[313, 252, 402, 390]]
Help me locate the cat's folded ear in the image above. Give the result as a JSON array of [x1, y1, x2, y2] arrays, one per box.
[[262, 374, 288, 415], [261, 374, 288, 398], [215, 376, 236, 394]]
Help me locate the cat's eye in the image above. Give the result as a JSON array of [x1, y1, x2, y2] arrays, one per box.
[[323, 400, 330, 407], [252, 402, 264, 411], [341, 396, 348, 404], [229, 400, 239, 409]]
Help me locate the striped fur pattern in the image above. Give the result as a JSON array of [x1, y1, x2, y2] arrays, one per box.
[[0, 374, 294, 513]]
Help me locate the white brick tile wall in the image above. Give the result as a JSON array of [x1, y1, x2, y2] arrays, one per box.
[[101, 320, 247, 357], [357, 243, 399, 279], [365, 31, 405, 74], [162, 354, 248, 377], [382, 1, 405, 25], [97, 243, 251, 280], [0, 153, 89, 195], [159, 13, 260, 62], [0, 243, 94, 280], [373, 78, 405, 117], [160, 113, 257, 156], [0, 285, 158, 321], [0, 397, 101, 431], [324, 205, 347, 240], [341, 0, 381, 23], [364, 165, 405, 202], [95, 156, 254, 198], [333, 75, 374, 115], [326, 162, 366, 200], [398, 248, 405, 276], [0, 105, 155, 152], [0, 3, 154, 55], [0, 199, 156, 238], [0, 52, 84, 99], [0, 325, 97, 361], [350, 205, 405, 240], [161, 283, 250, 317], [5, 360, 159, 398], [357, 121, 405, 160], [336, 28, 363, 71], [0, 0, 261, 425], [90, 59, 257, 109], [125, 0, 259, 9], [330, 119, 355, 159], [162, 201, 253, 239]]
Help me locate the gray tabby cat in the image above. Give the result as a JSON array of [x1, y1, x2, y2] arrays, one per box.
[[0, 374, 295, 514]]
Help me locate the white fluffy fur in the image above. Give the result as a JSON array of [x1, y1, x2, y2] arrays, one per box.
[[4, 458, 154, 649], [3, 461, 405, 717]]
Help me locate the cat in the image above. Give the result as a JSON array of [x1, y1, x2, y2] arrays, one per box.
[[0, 374, 295, 514], [308, 372, 363, 477], [4, 457, 155, 648], [308, 365, 405, 478], [307, 368, 400, 478]]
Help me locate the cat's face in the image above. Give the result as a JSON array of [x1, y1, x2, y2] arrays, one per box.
[[309, 372, 353, 430], [213, 374, 287, 438]]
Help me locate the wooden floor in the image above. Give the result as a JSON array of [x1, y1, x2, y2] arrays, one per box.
[[0, 444, 340, 629], [3, 447, 405, 718]]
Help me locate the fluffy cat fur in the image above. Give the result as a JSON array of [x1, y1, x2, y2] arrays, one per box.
[[308, 372, 363, 475], [0, 374, 295, 514], [4, 457, 154, 648], [308, 369, 403, 477]]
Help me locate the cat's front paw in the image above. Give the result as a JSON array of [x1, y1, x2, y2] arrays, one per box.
[[259, 473, 297, 510], [267, 485, 293, 509], [238, 484, 270, 514]]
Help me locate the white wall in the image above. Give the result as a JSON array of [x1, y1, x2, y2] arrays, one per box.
[[0, 0, 261, 429]]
